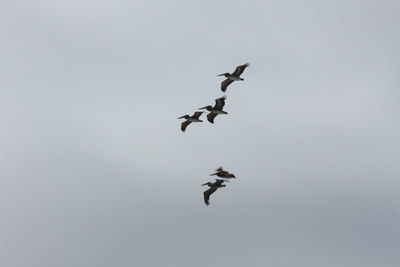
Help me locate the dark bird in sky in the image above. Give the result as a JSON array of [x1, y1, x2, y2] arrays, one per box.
[[178, 111, 203, 132], [210, 167, 236, 179], [199, 96, 227, 123], [202, 179, 226, 206], [218, 63, 250, 92]]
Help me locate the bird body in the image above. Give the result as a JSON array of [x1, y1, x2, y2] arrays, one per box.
[[222, 75, 244, 81], [202, 178, 226, 187], [200, 106, 228, 114], [186, 117, 203, 122], [211, 110, 228, 115]]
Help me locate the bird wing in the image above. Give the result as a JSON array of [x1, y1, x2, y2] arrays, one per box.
[[203, 187, 218, 205], [192, 111, 203, 119], [221, 79, 233, 92], [207, 112, 218, 124], [215, 167, 224, 172], [214, 96, 226, 110], [232, 63, 249, 77], [215, 171, 226, 178], [181, 120, 191, 132]]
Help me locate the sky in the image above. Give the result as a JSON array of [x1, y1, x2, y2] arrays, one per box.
[[0, 0, 400, 266]]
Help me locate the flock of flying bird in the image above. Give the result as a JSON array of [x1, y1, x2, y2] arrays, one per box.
[[177, 63, 250, 205]]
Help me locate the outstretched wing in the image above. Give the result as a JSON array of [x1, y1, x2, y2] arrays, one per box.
[[192, 111, 203, 119], [214, 96, 226, 110], [215, 167, 224, 172], [221, 79, 233, 92], [207, 112, 218, 124], [181, 121, 191, 132], [232, 63, 249, 77], [203, 187, 218, 205]]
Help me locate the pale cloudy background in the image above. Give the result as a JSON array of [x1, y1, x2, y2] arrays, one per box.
[[0, 0, 399, 266]]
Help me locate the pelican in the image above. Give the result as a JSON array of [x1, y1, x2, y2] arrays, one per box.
[[210, 167, 236, 179], [202, 179, 226, 206], [199, 96, 227, 124], [178, 111, 203, 132], [218, 63, 250, 92]]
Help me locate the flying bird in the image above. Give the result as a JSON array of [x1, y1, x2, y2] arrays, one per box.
[[199, 96, 227, 123], [210, 167, 236, 179], [218, 63, 250, 92], [178, 111, 203, 132], [202, 179, 226, 206]]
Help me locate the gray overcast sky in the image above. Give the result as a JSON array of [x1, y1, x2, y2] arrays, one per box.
[[1, 0, 400, 266]]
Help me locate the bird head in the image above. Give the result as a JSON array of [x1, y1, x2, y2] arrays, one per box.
[[199, 105, 212, 111], [217, 73, 230, 77]]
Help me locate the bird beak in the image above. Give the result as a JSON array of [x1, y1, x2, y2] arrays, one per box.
[[177, 115, 185, 119], [201, 183, 207, 186], [217, 74, 225, 76], [198, 106, 207, 110]]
